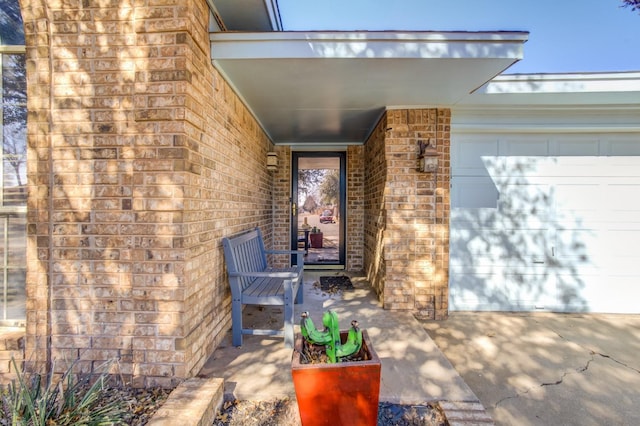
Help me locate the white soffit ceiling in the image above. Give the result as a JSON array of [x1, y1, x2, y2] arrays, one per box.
[[210, 31, 528, 145], [207, 0, 282, 31]]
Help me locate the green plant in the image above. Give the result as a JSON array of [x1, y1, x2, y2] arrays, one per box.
[[300, 310, 362, 363], [1, 358, 128, 425]]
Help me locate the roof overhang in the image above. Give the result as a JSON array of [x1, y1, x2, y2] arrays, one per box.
[[210, 31, 529, 145], [458, 71, 640, 107], [452, 72, 640, 134]]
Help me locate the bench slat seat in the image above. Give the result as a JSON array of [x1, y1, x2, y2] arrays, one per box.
[[222, 228, 304, 348]]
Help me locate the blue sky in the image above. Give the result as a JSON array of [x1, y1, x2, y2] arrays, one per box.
[[278, 0, 640, 74]]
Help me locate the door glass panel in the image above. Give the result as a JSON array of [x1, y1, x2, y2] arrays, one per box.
[[293, 153, 345, 267]]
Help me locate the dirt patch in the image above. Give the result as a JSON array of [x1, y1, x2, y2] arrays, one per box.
[[213, 398, 448, 426], [319, 275, 354, 291], [213, 398, 299, 426]]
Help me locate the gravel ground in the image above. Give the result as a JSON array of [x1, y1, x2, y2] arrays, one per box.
[[0, 385, 171, 425], [213, 398, 448, 426], [102, 385, 171, 425]]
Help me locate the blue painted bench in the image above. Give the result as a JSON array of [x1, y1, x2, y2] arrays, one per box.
[[222, 228, 304, 348]]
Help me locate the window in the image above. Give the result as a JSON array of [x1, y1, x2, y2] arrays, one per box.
[[0, 0, 26, 323]]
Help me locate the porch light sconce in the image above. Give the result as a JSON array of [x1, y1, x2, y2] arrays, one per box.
[[267, 152, 278, 171], [418, 139, 438, 173]]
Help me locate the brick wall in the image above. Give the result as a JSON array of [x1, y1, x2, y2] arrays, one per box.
[[22, 0, 275, 386], [0, 329, 25, 383], [19, 0, 452, 387], [364, 109, 450, 319], [346, 146, 365, 271], [271, 146, 292, 266], [364, 115, 388, 299]]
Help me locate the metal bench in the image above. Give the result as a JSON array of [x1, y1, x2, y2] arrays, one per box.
[[222, 228, 304, 348]]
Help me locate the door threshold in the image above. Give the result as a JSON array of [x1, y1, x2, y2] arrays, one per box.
[[304, 265, 345, 270]]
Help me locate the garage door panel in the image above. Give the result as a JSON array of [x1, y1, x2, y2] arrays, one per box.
[[554, 228, 640, 282], [451, 177, 498, 209], [553, 138, 600, 156], [554, 215, 607, 229], [451, 206, 550, 229], [607, 139, 640, 155], [605, 157, 640, 172], [554, 180, 640, 223], [607, 256, 640, 274], [602, 230, 640, 255], [450, 268, 555, 311], [554, 214, 603, 227], [556, 274, 640, 313], [554, 184, 601, 210], [453, 138, 498, 176], [451, 133, 640, 314], [605, 212, 640, 222], [589, 277, 640, 312], [452, 264, 551, 274], [555, 273, 600, 312], [605, 182, 640, 209], [554, 228, 602, 261], [485, 156, 554, 179], [451, 225, 552, 269], [496, 184, 552, 223], [450, 249, 550, 268], [500, 138, 550, 156], [518, 157, 640, 177]]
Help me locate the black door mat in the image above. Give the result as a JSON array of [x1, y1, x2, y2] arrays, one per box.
[[319, 275, 354, 291]]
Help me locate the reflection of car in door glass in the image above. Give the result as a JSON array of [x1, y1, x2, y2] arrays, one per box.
[[319, 209, 334, 224]]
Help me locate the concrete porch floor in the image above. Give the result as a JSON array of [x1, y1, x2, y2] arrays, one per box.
[[197, 271, 485, 418]]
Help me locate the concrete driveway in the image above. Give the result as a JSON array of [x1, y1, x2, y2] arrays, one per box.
[[420, 313, 640, 426]]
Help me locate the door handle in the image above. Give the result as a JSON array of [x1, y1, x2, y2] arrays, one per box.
[[292, 203, 297, 216]]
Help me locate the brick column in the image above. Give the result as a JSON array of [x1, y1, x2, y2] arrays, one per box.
[[364, 109, 450, 319]]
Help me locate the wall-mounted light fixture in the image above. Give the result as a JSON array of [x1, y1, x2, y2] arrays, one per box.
[[417, 139, 438, 173], [267, 152, 278, 171]]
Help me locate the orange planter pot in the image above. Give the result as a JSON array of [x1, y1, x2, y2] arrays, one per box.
[[291, 330, 381, 426]]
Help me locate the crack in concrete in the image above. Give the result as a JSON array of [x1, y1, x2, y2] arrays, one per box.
[[494, 319, 640, 409], [490, 319, 640, 411], [596, 352, 640, 374], [546, 323, 640, 375], [541, 352, 594, 387], [494, 390, 530, 408], [496, 348, 640, 409], [495, 353, 594, 408]]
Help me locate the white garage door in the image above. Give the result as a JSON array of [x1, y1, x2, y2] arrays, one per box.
[[450, 134, 640, 313]]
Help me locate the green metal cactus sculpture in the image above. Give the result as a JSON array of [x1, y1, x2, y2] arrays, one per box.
[[300, 310, 363, 363]]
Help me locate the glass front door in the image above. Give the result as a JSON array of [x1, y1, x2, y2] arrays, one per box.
[[292, 152, 346, 268]]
